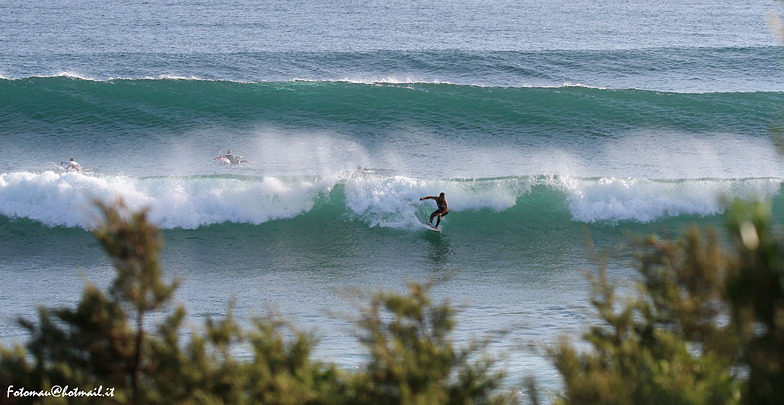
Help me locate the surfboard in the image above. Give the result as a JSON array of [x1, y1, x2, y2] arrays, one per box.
[[422, 223, 441, 233]]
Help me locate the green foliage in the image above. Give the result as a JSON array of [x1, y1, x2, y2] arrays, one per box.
[[346, 283, 513, 405], [0, 200, 512, 404], [725, 201, 784, 404], [551, 201, 784, 405], [5, 196, 783, 404]]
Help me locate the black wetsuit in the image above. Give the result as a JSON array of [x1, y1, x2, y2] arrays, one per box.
[[429, 197, 449, 226]]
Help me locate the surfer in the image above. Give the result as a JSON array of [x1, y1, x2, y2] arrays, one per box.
[[216, 150, 247, 165], [420, 192, 449, 229], [63, 158, 81, 171]]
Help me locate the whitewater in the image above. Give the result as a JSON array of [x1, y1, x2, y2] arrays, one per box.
[[2, 171, 783, 230], [2, 0, 784, 399]]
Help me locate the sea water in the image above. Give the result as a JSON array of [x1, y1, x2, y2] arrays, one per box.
[[2, 0, 784, 399]]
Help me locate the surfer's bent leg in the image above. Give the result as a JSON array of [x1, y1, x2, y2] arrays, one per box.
[[431, 209, 447, 227], [430, 209, 441, 224]]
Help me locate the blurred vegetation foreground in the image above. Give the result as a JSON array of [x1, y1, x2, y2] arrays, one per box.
[[0, 199, 782, 404]]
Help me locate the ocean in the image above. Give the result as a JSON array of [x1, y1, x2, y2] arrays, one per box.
[[2, 0, 784, 398]]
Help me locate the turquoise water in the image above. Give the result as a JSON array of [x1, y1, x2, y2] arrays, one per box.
[[2, 0, 784, 398]]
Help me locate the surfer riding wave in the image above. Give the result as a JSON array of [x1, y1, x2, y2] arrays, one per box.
[[420, 192, 448, 229]]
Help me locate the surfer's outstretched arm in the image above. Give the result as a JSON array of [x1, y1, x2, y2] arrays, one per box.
[[419, 196, 437, 201]]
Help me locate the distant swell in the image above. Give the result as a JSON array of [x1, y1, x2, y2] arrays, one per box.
[[1, 47, 782, 92], [1, 77, 781, 140]]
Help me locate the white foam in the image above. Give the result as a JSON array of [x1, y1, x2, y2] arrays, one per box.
[[2, 72, 103, 82], [1, 171, 780, 229], [563, 176, 782, 223], [143, 74, 209, 81], [0, 172, 336, 229], [343, 175, 532, 229]]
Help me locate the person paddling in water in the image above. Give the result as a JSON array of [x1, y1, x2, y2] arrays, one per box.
[[420, 192, 449, 229], [63, 158, 81, 171], [216, 149, 247, 165]]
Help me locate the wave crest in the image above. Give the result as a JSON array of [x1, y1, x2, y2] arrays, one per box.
[[1, 172, 780, 229]]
